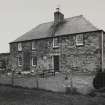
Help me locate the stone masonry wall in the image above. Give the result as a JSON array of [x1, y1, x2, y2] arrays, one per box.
[[10, 31, 102, 73], [60, 31, 102, 74]]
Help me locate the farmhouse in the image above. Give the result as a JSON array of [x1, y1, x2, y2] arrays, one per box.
[[10, 8, 105, 75]]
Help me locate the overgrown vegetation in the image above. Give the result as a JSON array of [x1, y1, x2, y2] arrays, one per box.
[[93, 69, 105, 89]]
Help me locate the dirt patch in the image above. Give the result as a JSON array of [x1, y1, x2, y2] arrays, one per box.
[[0, 85, 105, 105]]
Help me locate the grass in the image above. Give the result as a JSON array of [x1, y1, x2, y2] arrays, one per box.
[[0, 85, 105, 105]]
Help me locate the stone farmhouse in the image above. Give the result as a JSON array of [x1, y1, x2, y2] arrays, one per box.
[[9, 9, 105, 75]]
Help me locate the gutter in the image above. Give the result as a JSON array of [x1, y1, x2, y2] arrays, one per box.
[[9, 29, 105, 44]]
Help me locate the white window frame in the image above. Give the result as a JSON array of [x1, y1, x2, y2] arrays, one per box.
[[18, 56, 22, 66], [32, 41, 36, 50], [18, 43, 22, 51], [32, 57, 37, 66], [53, 37, 59, 48], [76, 34, 84, 46]]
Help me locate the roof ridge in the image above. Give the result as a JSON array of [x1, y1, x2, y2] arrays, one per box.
[[65, 15, 83, 20], [34, 15, 84, 26]]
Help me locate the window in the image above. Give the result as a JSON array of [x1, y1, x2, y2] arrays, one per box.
[[53, 37, 59, 48], [18, 43, 22, 51], [32, 56, 37, 66], [18, 56, 22, 66], [32, 41, 36, 50], [76, 34, 83, 46], [47, 41, 51, 48]]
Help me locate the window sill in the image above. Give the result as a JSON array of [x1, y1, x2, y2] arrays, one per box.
[[53, 46, 59, 49], [18, 65, 22, 67], [32, 48, 36, 50], [76, 44, 84, 47], [32, 65, 37, 67], [18, 50, 22, 52]]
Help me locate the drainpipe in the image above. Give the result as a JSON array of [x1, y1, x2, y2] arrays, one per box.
[[101, 31, 104, 72]]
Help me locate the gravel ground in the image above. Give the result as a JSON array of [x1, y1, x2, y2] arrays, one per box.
[[0, 85, 105, 105]]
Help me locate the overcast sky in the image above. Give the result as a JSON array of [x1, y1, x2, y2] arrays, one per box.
[[0, 0, 105, 53]]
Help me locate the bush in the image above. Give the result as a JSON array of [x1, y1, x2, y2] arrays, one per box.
[[93, 70, 105, 89], [65, 87, 78, 94]]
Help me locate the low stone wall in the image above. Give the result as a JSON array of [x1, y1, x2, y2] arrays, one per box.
[[0, 74, 95, 94], [0, 75, 12, 85], [14, 76, 37, 88], [72, 74, 95, 94], [38, 77, 66, 92]]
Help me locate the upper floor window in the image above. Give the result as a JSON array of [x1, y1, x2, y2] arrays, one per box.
[[32, 56, 37, 66], [18, 56, 22, 66], [53, 37, 59, 48], [32, 41, 36, 50], [18, 43, 22, 51], [76, 34, 84, 46]]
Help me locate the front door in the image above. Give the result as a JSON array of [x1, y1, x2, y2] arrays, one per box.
[[53, 55, 59, 72], [23, 51, 30, 71]]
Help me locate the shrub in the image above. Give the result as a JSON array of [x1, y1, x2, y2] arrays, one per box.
[[93, 69, 105, 89]]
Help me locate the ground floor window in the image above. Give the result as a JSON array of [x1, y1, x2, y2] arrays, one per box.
[[32, 56, 37, 66], [18, 56, 22, 66]]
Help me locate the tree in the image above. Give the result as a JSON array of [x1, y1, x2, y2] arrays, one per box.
[[0, 59, 6, 70]]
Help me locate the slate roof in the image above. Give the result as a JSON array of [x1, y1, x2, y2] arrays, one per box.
[[12, 15, 98, 43]]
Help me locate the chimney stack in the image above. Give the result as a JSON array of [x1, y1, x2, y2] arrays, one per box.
[[54, 8, 64, 24]]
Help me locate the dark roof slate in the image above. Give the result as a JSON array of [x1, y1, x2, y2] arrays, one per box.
[[12, 15, 98, 43]]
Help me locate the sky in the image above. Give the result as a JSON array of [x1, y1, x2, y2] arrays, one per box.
[[0, 0, 105, 53]]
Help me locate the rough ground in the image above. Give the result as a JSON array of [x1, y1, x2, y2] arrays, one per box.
[[0, 85, 105, 105]]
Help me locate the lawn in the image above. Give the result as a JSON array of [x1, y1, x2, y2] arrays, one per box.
[[0, 85, 105, 105]]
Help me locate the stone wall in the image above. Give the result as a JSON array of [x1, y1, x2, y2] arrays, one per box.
[[0, 74, 95, 94], [60, 31, 102, 74], [10, 38, 60, 72], [10, 31, 102, 73]]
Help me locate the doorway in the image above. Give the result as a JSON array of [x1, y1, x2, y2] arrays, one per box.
[[53, 55, 59, 72]]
